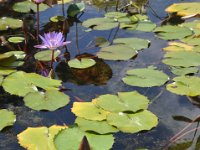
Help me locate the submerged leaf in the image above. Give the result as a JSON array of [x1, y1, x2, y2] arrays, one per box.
[[0, 109, 16, 131]]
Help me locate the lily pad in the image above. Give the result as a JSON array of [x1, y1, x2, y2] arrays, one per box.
[[34, 50, 61, 62], [23, 90, 70, 111], [167, 76, 200, 96], [163, 42, 194, 52], [106, 110, 158, 133], [154, 25, 193, 40], [104, 12, 127, 19], [93, 22, 119, 30], [94, 91, 149, 113], [67, 2, 85, 17], [0, 17, 22, 31], [122, 67, 169, 87], [163, 51, 200, 67], [113, 38, 150, 51], [12, 0, 49, 13], [94, 37, 110, 47], [2, 71, 61, 97], [166, 3, 200, 17], [54, 127, 114, 150], [181, 20, 200, 36], [97, 45, 137, 60], [75, 117, 118, 134], [71, 102, 109, 121], [68, 58, 96, 69], [17, 125, 66, 150], [170, 67, 198, 76], [50, 16, 65, 22], [8, 37, 25, 43], [0, 68, 15, 76], [181, 36, 200, 46], [0, 109, 16, 131]]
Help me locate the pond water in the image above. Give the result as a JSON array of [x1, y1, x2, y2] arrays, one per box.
[[0, 0, 200, 149]]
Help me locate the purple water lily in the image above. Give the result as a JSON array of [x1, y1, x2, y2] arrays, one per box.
[[33, 0, 45, 4], [34, 31, 71, 50]]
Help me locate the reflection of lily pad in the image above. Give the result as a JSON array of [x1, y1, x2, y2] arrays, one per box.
[[23, 90, 70, 111], [122, 67, 169, 87], [166, 3, 200, 17], [17, 125, 66, 150], [0, 109, 16, 131], [154, 25, 193, 40], [71, 102, 109, 121], [12, 0, 49, 13], [94, 91, 149, 112], [68, 58, 96, 69], [113, 38, 150, 51], [75, 117, 118, 134], [8, 37, 24, 43], [0, 17, 22, 31], [97, 45, 137, 60], [163, 51, 200, 67], [34, 50, 61, 62], [54, 127, 114, 150], [167, 76, 200, 96], [106, 110, 158, 133], [2, 71, 61, 97]]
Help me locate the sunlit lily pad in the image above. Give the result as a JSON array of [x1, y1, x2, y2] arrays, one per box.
[[113, 38, 150, 51], [8, 37, 25, 43], [50, 16, 65, 22], [97, 45, 137, 60], [154, 25, 193, 40], [166, 3, 200, 17], [106, 110, 158, 133], [94, 91, 149, 112], [17, 125, 66, 150], [163, 51, 200, 67], [71, 102, 109, 121], [170, 67, 198, 76], [0, 17, 22, 31], [75, 117, 118, 134], [181, 20, 200, 36], [54, 127, 114, 150], [34, 50, 61, 62], [68, 58, 96, 69], [67, 2, 85, 17], [122, 67, 169, 87], [23, 90, 70, 111], [167, 76, 200, 96], [0, 109, 16, 131], [12, 0, 49, 13], [181, 36, 200, 46], [2, 71, 61, 97], [163, 42, 194, 51]]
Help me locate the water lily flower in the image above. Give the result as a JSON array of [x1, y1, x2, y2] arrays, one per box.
[[33, 0, 45, 4], [34, 31, 71, 50]]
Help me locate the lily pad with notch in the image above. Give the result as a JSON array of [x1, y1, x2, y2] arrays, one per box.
[[0, 109, 16, 131], [34, 50, 61, 62], [68, 58, 96, 69]]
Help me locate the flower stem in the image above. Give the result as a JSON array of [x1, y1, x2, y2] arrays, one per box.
[[51, 49, 55, 69], [36, 3, 40, 43]]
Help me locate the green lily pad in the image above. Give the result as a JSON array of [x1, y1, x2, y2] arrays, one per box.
[[68, 58, 96, 69], [8, 37, 25, 43], [167, 76, 200, 96], [5, 51, 26, 59], [2, 71, 61, 97], [71, 102, 109, 121], [67, 2, 85, 17], [54, 127, 114, 150], [34, 50, 61, 62], [123, 21, 156, 32], [181, 36, 200, 46], [75, 117, 118, 134], [154, 25, 193, 40], [106, 110, 158, 133], [17, 125, 66, 150], [0, 109, 16, 131], [93, 22, 119, 30], [0, 53, 13, 61], [170, 67, 198, 76], [181, 20, 200, 36], [50, 16, 65, 22], [166, 3, 200, 17], [0, 17, 22, 31], [113, 38, 150, 51], [163, 51, 200, 67], [94, 37, 110, 47], [122, 67, 169, 87], [0, 67, 16, 75], [57, 0, 72, 4], [104, 12, 127, 19], [94, 91, 149, 113], [23, 90, 70, 111], [97, 45, 137, 60], [12, 0, 49, 13]]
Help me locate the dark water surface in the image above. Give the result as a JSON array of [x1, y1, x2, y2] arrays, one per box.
[[0, 0, 200, 149]]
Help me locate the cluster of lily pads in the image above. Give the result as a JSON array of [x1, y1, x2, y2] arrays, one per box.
[[0, 0, 200, 149]]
